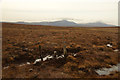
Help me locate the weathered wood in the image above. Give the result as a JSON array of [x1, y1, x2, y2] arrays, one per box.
[[39, 45, 43, 61], [63, 33, 68, 58]]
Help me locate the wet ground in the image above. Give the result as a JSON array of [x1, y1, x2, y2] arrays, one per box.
[[2, 23, 119, 78]]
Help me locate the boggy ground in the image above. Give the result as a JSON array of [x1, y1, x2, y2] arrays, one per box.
[[2, 23, 119, 78]]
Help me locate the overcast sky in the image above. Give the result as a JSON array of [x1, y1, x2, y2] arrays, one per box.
[[1, 0, 119, 25]]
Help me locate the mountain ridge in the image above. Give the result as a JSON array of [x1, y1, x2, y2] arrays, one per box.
[[6, 20, 116, 27]]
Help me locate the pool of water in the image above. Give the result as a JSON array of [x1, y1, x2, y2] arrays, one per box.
[[95, 63, 120, 76]]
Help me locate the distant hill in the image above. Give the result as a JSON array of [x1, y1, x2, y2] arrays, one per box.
[[11, 20, 115, 27], [37, 20, 77, 26], [78, 22, 115, 27]]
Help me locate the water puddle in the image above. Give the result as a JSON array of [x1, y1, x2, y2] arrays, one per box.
[[114, 49, 119, 52], [95, 63, 120, 76], [3, 66, 9, 69], [56, 55, 64, 59], [3, 52, 77, 68], [107, 44, 112, 48], [19, 64, 26, 67], [3, 62, 31, 69], [33, 52, 78, 65], [33, 54, 65, 64]]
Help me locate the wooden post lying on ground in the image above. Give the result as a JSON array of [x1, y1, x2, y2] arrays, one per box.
[[39, 45, 43, 61]]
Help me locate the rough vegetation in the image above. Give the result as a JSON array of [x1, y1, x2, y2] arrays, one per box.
[[2, 23, 119, 78]]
